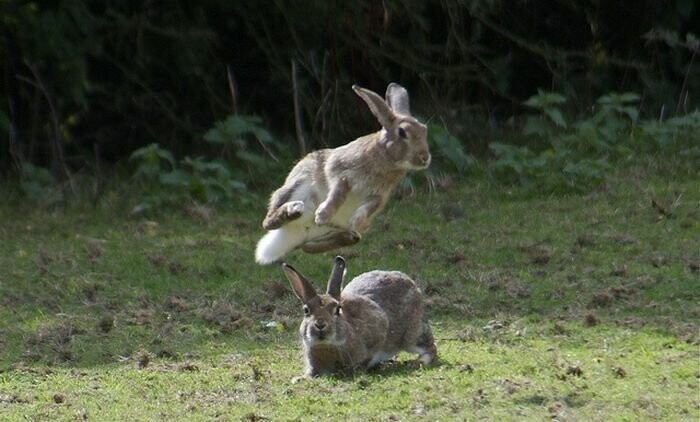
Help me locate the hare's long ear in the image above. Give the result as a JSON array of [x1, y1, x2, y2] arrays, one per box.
[[282, 263, 317, 304], [385, 83, 411, 116], [353, 85, 395, 129], [326, 256, 346, 300]]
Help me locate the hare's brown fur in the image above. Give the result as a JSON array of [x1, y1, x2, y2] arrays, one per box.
[[283, 257, 437, 378], [255, 84, 430, 265]]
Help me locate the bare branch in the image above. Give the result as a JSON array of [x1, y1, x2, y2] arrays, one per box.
[[23, 61, 76, 196], [291, 59, 307, 156], [226, 65, 238, 115]]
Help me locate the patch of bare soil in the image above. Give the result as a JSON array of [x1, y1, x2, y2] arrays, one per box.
[[84, 238, 105, 263], [548, 401, 572, 420], [197, 300, 253, 334], [163, 295, 191, 312], [651, 198, 673, 220], [424, 295, 476, 316], [506, 279, 531, 298], [145, 252, 186, 275], [612, 366, 627, 378], [34, 249, 55, 273], [25, 320, 84, 362], [610, 266, 628, 277], [495, 378, 530, 395], [565, 363, 583, 377], [0, 393, 29, 404], [184, 203, 213, 223], [649, 253, 669, 268], [575, 234, 596, 248], [590, 291, 612, 307], [590, 284, 639, 308], [136, 220, 159, 237], [440, 203, 465, 221], [179, 361, 200, 372], [241, 412, 270, 421], [445, 252, 466, 265], [97, 314, 114, 333], [671, 323, 699, 344], [474, 271, 532, 299], [135, 349, 151, 369], [584, 313, 600, 326], [124, 307, 155, 326], [422, 278, 479, 316], [609, 233, 638, 245], [519, 243, 552, 265], [259, 280, 289, 300]]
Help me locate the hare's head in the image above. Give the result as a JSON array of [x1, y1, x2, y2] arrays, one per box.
[[283, 256, 347, 345], [353, 83, 430, 170]]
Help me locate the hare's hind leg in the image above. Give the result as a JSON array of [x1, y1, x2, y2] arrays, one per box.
[[262, 181, 306, 230], [300, 229, 361, 253], [411, 319, 437, 365], [263, 201, 305, 230]]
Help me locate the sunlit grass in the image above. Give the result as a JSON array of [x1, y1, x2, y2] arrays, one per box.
[[0, 166, 698, 420]]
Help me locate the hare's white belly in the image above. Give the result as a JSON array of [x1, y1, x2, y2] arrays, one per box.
[[288, 192, 363, 241], [330, 193, 363, 226]]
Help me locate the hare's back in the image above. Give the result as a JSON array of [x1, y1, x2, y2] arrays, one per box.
[[344, 271, 425, 352], [343, 271, 422, 313]]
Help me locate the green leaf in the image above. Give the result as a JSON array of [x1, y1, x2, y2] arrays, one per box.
[[597, 92, 640, 105], [430, 126, 474, 173], [524, 90, 566, 109], [159, 170, 190, 187], [522, 116, 551, 136], [544, 108, 567, 128]]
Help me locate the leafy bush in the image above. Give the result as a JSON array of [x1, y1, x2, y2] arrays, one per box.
[[429, 125, 476, 175], [638, 111, 700, 160], [129, 144, 247, 214], [128, 114, 283, 213], [203, 114, 281, 178], [489, 90, 699, 192], [19, 162, 55, 200]]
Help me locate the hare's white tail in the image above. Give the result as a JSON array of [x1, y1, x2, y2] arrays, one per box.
[[255, 228, 306, 265]]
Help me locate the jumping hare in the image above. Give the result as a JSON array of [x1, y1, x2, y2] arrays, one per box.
[[255, 83, 430, 264]]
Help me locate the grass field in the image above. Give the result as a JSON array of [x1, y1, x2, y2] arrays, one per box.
[[0, 165, 698, 420]]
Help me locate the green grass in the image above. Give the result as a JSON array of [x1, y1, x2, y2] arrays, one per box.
[[0, 165, 698, 420]]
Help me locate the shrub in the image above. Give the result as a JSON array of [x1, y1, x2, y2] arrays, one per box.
[[488, 90, 699, 192]]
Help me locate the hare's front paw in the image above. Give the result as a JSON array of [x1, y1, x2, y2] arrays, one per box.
[[314, 206, 330, 226]]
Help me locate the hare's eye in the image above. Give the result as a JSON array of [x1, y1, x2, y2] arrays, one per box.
[[303, 305, 310, 315], [334, 305, 342, 316], [398, 128, 407, 139]]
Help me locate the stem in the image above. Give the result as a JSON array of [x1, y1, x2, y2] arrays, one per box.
[[676, 49, 696, 114], [23, 61, 76, 196], [291, 60, 307, 155]]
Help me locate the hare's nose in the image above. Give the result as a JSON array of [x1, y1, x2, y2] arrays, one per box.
[[419, 152, 431, 165], [314, 321, 327, 330]]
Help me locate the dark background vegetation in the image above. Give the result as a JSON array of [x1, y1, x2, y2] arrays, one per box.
[[1, 0, 698, 190]]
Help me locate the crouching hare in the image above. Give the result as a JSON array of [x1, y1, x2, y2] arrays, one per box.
[[255, 83, 430, 264], [283, 256, 437, 378]]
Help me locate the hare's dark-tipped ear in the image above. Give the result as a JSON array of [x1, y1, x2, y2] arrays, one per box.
[[385, 83, 410, 116], [352, 84, 395, 129], [282, 263, 317, 303], [326, 256, 346, 300]]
